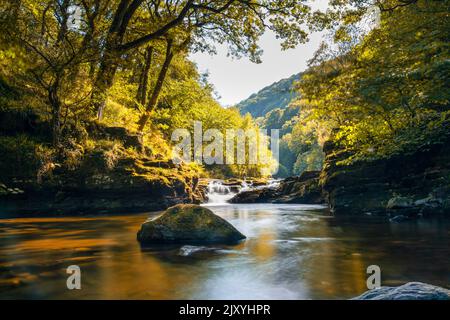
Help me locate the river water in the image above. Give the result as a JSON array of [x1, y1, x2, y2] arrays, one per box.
[[0, 200, 449, 299]]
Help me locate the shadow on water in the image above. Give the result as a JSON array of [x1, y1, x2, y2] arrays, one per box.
[[0, 204, 448, 299]]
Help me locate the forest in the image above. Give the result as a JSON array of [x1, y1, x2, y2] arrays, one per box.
[[0, 0, 449, 202], [0, 0, 449, 302], [243, 1, 449, 177]]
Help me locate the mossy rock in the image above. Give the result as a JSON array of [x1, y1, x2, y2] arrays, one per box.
[[137, 204, 246, 244]]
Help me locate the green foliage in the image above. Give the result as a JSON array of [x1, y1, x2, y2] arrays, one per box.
[[2, 0, 447, 183], [293, 146, 324, 174], [1, 1, 293, 179], [237, 73, 300, 118], [98, 50, 273, 177], [285, 107, 325, 175], [0, 135, 53, 182], [275, 136, 297, 177], [298, 0, 450, 163], [261, 104, 301, 135]]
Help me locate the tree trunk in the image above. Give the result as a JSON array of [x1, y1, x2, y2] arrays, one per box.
[[90, 0, 193, 119], [56, 0, 70, 43], [48, 80, 62, 147], [137, 39, 174, 132], [136, 46, 153, 108], [92, 46, 121, 119], [91, 0, 133, 119]]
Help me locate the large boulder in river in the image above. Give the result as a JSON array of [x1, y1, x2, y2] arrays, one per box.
[[353, 282, 450, 300], [137, 204, 246, 244]]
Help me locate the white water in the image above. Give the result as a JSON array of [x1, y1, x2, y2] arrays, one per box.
[[267, 179, 281, 189], [206, 180, 236, 205], [205, 179, 282, 205]]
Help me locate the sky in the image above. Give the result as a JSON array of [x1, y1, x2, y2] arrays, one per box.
[[189, 1, 329, 107], [189, 31, 325, 107]]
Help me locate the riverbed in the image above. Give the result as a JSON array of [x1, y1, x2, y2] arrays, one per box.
[[0, 203, 449, 299]]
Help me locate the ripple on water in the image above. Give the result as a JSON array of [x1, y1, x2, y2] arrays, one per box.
[[178, 245, 245, 257], [178, 245, 216, 256], [291, 237, 334, 242]]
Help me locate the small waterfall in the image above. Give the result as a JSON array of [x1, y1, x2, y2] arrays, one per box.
[[204, 179, 282, 205], [267, 179, 281, 189], [206, 180, 237, 205], [240, 181, 251, 192], [208, 180, 231, 194]]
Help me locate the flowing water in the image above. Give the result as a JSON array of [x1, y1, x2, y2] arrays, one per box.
[[0, 181, 449, 299], [206, 180, 235, 205], [205, 179, 281, 205]]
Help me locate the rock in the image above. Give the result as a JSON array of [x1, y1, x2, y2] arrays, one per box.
[[353, 282, 450, 300], [0, 151, 202, 216], [229, 189, 267, 203], [414, 196, 442, 207], [229, 171, 325, 204], [195, 179, 209, 202], [221, 179, 244, 193], [87, 123, 144, 151], [141, 160, 176, 169], [222, 179, 244, 186], [276, 172, 324, 203], [249, 178, 268, 187], [137, 204, 246, 244], [0, 120, 206, 216], [321, 130, 450, 217], [389, 215, 411, 223], [387, 196, 414, 209]]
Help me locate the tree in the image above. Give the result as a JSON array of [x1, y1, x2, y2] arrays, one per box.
[[90, 0, 313, 119], [0, 0, 95, 147], [298, 0, 449, 159], [135, 45, 154, 109], [137, 34, 192, 132]]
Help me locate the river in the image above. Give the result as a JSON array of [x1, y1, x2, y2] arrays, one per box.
[[0, 182, 449, 299]]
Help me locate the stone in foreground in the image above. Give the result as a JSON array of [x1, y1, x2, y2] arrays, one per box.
[[137, 204, 246, 244], [353, 282, 450, 300]]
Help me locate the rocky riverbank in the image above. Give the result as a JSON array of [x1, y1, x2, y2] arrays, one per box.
[[0, 159, 204, 216], [1, 174, 203, 217], [2, 109, 449, 218], [321, 131, 450, 218], [229, 131, 450, 219], [229, 171, 325, 204], [0, 115, 204, 216]]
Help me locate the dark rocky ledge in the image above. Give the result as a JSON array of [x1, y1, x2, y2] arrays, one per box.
[[229, 171, 325, 204], [0, 123, 204, 216], [321, 131, 450, 218]]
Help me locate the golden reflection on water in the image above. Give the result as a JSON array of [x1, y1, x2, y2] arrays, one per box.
[[13, 238, 116, 251], [0, 217, 103, 224], [0, 207, 449, 299], [97, 249, 196, 299], [251, 230, 276, 261]]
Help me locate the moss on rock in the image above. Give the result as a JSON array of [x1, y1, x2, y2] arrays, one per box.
[[137, 204, 246, 244]]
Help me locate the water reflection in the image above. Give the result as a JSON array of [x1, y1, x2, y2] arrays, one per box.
[[0, 204, 449, 299]]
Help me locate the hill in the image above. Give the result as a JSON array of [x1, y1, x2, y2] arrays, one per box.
[[236, 73, 300, 118], [235, 73, 304, 178]]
